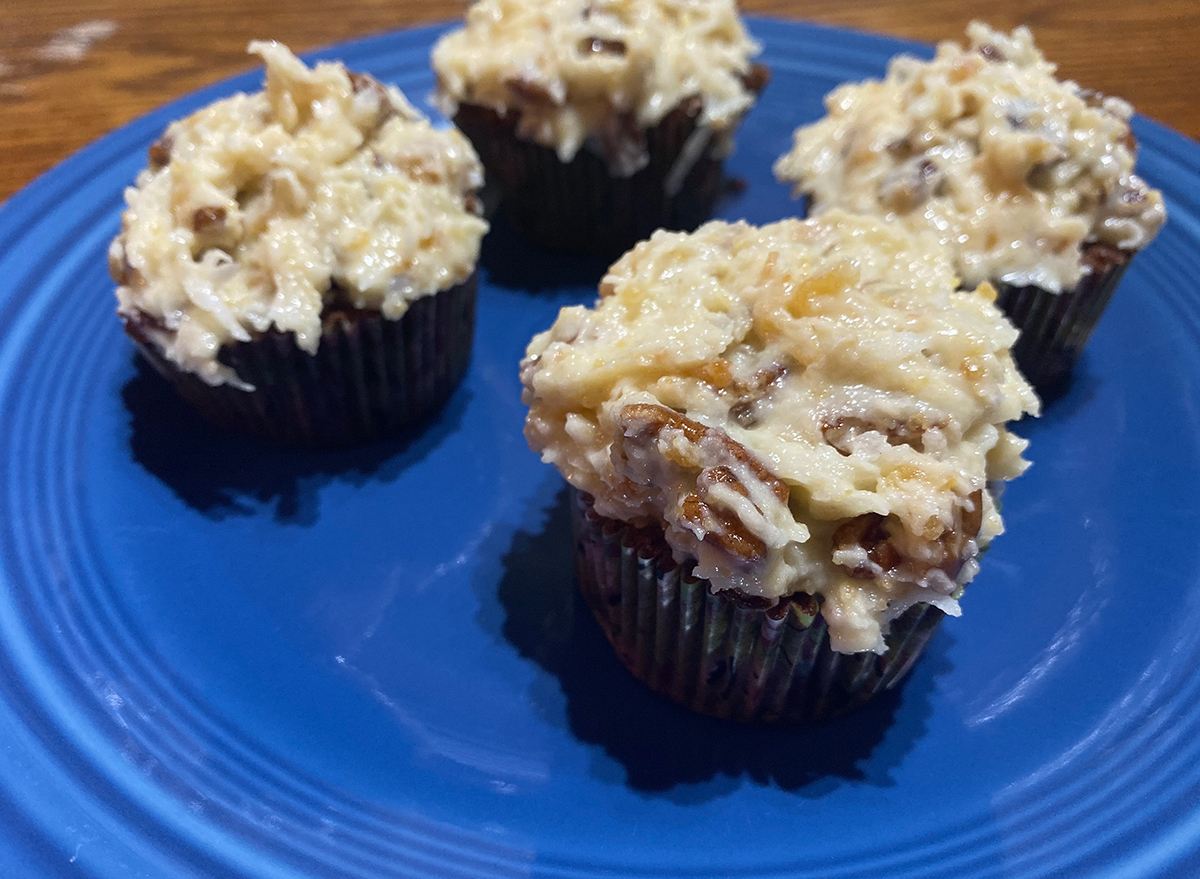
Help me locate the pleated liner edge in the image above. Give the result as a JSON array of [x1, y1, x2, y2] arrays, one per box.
[[571, 488, 945, 723], [124, 272, 477, 447]]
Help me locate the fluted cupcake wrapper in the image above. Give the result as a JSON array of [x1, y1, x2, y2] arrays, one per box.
[[994, 250, 1130, 396], [572, 489, 945, 723], [453, 102, 728, 256], [124, 272, 477, 447]]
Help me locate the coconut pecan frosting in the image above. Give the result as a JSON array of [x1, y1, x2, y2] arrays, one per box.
[[522, 213, 1039, 653]]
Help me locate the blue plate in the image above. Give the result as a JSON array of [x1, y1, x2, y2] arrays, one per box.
[[2, 18, 1200, 879]]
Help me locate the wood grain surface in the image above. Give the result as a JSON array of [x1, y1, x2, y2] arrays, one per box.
[[1, 0, 1196, 203]]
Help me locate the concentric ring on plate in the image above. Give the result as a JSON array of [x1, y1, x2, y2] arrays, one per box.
[[1, 20, 1199, 879]]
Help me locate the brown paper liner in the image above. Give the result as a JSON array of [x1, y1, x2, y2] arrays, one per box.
[[123, 272, 477, 447], [453, 67, 767, 255], [993, 243, 1131, 396], [572, 490, 946, 723]]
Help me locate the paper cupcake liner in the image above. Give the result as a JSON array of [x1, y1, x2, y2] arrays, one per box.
[[454, 102, 723, 255], [571, 489, 945, 723], [124, 272, 477, 447], [454, 67, 766, 255], [993, 244, 1131, 395]]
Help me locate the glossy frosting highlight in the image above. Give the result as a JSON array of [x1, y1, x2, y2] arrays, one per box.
[[111, 41, 487, 387], [774, 23, 1165, 292], [432, 0, 761, 174], [522, 213, 1039, 652]]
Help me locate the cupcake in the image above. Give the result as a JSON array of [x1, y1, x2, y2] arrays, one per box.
[[773, 23, 1166, 395], [521, 212, 1039, 721], [110, 41, 489, 446], [431, 0, 766, 255]]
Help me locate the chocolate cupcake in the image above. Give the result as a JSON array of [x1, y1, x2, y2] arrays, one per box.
[[521, 213, 1039, 721], [773, 23, 1165, 395], [110, 41, 488, 446], [431, 0, 766, 255]]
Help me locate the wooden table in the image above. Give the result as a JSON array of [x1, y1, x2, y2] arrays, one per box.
[[2, 0, 1196, 203]]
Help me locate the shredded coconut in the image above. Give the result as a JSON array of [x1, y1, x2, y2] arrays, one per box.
[[110, 42, 487, 387], [774, 22, 1165, 292], [522, 213, 1039, 652], [432, 0, 761, 173]]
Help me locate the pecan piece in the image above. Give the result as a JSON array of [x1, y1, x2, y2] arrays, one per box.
[[832, 489, 984, 582], [619, 402, 707, 446], [832, 514, 902, 579], [121, 310, 171, 362], [680, 492, 766, 561], [615, 403, 789, 563], [579, 37, 626, 56], [821, 413, 944, 456], [1081, 241, 1128, 276], [675, 94, 704, 119], [886, 138, 915, 161], [724, 361, 788, 428], [192, 206, 227, 233], [739, 63, 770, 95], [978, 43, 1005, 63], [730, 362, 786, 400], [730, 402, 758, 429], [147, 134, 173, 169], [699, 464, 753, 497], [347, 70, 380, 94], [958, 488, 983, 546], [346, 69, 396, 128], [505, 76, 557, 104], [618, 403, 785, 497], [879, 156, 944, 212], [110, 247, 143, 288]]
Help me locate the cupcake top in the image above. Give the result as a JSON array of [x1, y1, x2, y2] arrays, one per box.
[[773, 22, 1166, 293], [110, 41, 488, 388], [522, 213, 1039, 653], [431, 0, 762, 174]]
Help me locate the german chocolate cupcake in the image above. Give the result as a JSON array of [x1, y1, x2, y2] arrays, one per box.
[[521, 212, 1039, 722], [431, 0, 766, 255], [774, 23, 1165, 394], [110, 41, 488, 446]]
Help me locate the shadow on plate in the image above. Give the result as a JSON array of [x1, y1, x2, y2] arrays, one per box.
[[477, 172, 759, 297], [121, 354, 468, 525], [479, 211, 612, 294], [490, 483, 944, 799], [1019, 352, 1102, 424]]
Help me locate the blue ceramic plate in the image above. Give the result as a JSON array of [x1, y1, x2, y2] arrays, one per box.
[[2, 18, 1199, 879]]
